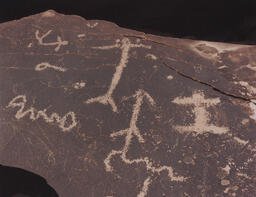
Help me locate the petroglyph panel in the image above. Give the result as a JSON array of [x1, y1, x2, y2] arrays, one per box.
[[0, 10, 255, 197]]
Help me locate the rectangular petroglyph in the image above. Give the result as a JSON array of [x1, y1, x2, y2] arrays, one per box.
[[172, 91, 229, 135], [85, 38, 151, 113]]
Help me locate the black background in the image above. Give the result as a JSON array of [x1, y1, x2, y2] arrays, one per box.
[[0, 0, 256, 44]]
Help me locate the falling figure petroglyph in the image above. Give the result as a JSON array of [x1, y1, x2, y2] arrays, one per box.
[[35, 30, 68, 52], [172, 91, 229, 135], [85, 38, 151, 112], [104, 89, 186, 197], [7, 95, 77, 132], [35, 62, 67, 72]]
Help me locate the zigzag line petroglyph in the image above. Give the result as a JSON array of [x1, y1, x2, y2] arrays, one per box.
[[35, 30, 68, 52], [35, 62, 67, 72], [7, 95, 77, 132], [104, 89, 186, 197], [172, 91, 229, 135], [85, 38, 151, 112]]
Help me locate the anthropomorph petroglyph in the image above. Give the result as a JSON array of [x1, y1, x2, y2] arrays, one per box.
[[172, 91, 229, 135], [35, 62, 67, 72], [7, 95, 77, 132], [35, 30, 68, 52], [104, 89, 186, 197], [85, 38, 151, 112]]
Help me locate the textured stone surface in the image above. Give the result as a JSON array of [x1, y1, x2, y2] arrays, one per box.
[[0, 10, 256, 197]]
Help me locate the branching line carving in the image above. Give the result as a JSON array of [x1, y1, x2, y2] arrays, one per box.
[[85, 38, 151, 113], [35, 30, 68, 52], [104, 89, 186, 197]]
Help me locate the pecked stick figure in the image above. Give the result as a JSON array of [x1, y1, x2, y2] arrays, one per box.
[[85, 38, 151, 113]]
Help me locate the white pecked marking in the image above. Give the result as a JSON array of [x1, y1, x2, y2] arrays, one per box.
[[73, 81, 86, 89], [77, 34, 86, 38], [137, 177, 152, 197], [167, 75, 173, 80], [85, 38, 151, 113], [172, 91, 229, 135], [145, 54, 157, 60], [249, 102, 256, 121], [35, 30, 68, 52], [27, 43, 32, 48], [7, 95, 77, 132], [35, 62, 67, 72], [87, 22, 98, 28], [104, 89, 186, 197]]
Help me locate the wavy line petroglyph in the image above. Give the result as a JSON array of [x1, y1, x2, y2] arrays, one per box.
[[7, 95, 77, 132], [35, 62, 67, 72], [35, 30, 68, 52], [85, 38, 151, 112], [104, 89, 186, 197], [172, 91, 229, 135]]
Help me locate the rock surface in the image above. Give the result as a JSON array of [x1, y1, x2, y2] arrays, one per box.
[[0, 10, 256, 197]]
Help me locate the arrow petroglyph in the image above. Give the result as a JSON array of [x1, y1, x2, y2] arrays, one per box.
[[85, 38, 151, 113], [7, 95, 77, 132], [35, 30, 68, 52], [104, 89, 186, 197], [172, 91, 229, 135]]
